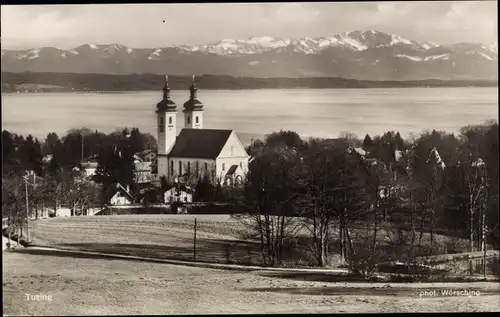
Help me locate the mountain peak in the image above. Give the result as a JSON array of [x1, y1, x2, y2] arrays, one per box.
[[1, 30, 496, 81]]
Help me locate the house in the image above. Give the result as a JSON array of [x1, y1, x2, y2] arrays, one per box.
[[85, 207, 104, 216], [347, 146, 366, 158], [82, 161, 98, 177], [73, 160, 98, 178], [31, 207, 50, 219], [164, 185, 194, 203], [42, 154, 53, 165], [134, 161, 153, 183], [137, 149, 156, 162], [394, 150, 405, 162], [39, 207, 69, 218], [55, 208, 71, 217], [155, 75, 249, 186], [105, 183, 135, 205]]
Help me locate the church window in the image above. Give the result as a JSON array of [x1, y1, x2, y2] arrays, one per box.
[[205, 162, 208, 171], [187, 116, 191, 124], [168, 116, 172, 124], [179, 161, 182, 175], [222, 163, 225, 171], [170, 161, 174, 175], [196, 116, 199, 124], [187, 162, 191, 174], [159, 116, 164, 125], [239, 162, 243, 169]]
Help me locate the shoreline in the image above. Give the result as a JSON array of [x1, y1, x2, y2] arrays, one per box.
[[3, 85, 498, 94]]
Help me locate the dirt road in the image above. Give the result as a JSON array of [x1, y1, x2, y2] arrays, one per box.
[[3, 250, 499, 314]]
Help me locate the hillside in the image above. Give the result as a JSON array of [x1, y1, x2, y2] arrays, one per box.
[[1, 72, 497, 93]]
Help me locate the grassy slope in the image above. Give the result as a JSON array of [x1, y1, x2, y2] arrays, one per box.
[[30, 215, 266, 266], [29, 215, 474, 267], [3, 250, 500, 315]]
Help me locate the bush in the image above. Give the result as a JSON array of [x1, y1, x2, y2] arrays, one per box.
[[444, 236, 469, 254], [18, 236, 30, 246]]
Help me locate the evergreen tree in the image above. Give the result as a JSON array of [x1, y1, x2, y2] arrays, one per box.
[[394, 132, 405, 150], [2, 130, 19, 174], [93, 142, 135, 191], [19, 135, 43, 175], [362, 134, 374, 150], [128, 128, 144, 155], [194, 173, 214, 201], [43, 132, 60, 155]]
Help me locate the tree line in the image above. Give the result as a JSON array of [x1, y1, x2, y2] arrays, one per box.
[[2, 72, 497, 92], [2, 121, 498, 274], [239, 122, 499, 272], [2, 127, 157, 232]]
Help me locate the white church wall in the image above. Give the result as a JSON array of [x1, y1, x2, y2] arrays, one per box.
[[167, 157, 216, 182], [217, 131, 249, 158], [157, 155, 169, 179], [184, 110, 204, 129], [157, 112, 177, 156], [215, 157, 248, 183], [216, 131, 249, 184]]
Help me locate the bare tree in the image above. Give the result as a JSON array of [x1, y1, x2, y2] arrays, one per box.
[[242, 146, 302, 266]]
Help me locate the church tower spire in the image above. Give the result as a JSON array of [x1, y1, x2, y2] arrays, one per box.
[[156, 74, 177, 178], [163, 75, 172, 100], [190, 74, 198, 99], [183, 75, 204, 129]]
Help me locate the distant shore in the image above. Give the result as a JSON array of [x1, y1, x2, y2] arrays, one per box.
[[1, 72, 497, 93]]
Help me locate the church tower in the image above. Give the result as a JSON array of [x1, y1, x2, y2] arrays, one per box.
[[183, 75, 204, 129], [156, 75, 177, 178]]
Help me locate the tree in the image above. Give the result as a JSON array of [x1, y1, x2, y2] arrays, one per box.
[[362, 134, 374, 151], [296, 139, 367, 266], [339, 131, 361, 148], [19, 135, 43, 176], [265, 130, 303, 150], [2, 172, 27, 238], [194, 173, 214, 201], [394, 132, 405, 150], [2, 130, 21, 175], [42, 132, 60, 155], [128, 128, 144, 155], [241, 146, 302, 266], [93, 142, 135, 193], [371, 132, 397, 165]]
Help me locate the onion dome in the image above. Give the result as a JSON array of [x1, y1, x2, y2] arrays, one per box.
[[183, 75, 204, 111], [156, 75, 177, 112]]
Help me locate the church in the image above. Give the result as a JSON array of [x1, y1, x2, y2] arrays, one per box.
[[155, 75, 249, 186]]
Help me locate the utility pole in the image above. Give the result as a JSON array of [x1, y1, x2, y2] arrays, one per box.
[[81, 132, 84, 162], [482, 166, 488, 278], [24, 171, 30, 241]]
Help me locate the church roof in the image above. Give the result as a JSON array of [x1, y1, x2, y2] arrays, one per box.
[[183, 98, 204, 111], [156, 99, 177, 112], [168, 129, 233, 159], [226, 164, 238, 176]]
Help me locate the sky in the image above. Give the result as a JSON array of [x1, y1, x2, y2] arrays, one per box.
[[1, 2, 497, 50]]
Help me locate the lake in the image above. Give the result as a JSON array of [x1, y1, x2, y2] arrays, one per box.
[[1, 88, 498, 146]]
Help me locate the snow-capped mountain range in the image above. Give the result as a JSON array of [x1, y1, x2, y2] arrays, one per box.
[[1, 30, 497, 80]]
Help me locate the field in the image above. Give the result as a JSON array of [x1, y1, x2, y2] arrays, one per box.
[[4, 214, 500, 314], [29, 215, 266, 265], [28, 214, 473, 268], [3, 249, 500, 314]]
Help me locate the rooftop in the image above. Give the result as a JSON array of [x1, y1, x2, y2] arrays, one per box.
[[168, 129, 233, 159]]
